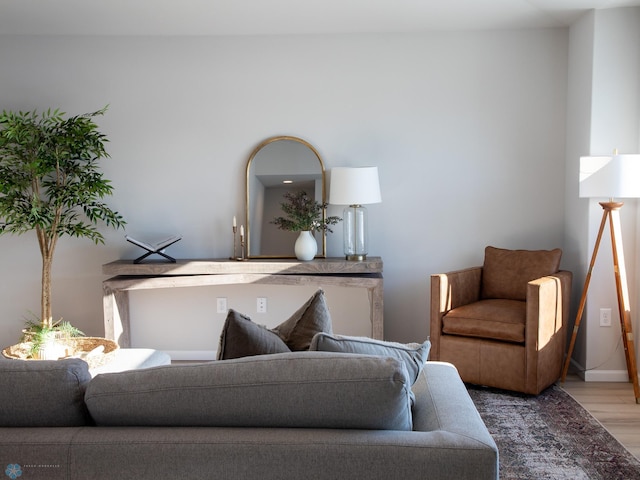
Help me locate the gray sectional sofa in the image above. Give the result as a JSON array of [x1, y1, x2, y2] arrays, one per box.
[[0, 351, 498, 480]]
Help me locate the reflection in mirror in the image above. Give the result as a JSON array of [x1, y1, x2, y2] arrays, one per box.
[[246, 136, 326, 258]]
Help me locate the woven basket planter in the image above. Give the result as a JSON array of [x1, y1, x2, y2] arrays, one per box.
[[2, 336, 119, 370]]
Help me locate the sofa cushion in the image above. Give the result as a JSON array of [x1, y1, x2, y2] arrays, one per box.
[[443, 299, 526, 343], [85, 351, 413, 430], [481, 246, 562, 301], [217, 289, 332, 359], [310, 333, 430, 384], [0, 358, 91, 426]]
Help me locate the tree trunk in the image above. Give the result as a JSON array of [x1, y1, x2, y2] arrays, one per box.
[[41, 253, 53, 329], [37, 222, 56, 330]]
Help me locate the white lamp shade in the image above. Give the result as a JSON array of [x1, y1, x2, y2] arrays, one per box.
[[329, 167, 382, 205], [580, 154, 640, 198]]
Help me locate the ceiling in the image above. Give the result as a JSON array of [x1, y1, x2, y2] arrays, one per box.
[[1, 0, 640, 36]]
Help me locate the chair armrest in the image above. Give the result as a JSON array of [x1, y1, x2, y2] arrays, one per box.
[[430, 267, 482, 360], [525, 270, 572, 347], [524, 270, 572, 392]]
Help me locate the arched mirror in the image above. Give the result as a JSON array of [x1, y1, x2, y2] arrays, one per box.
[[245, 136, 326, 259]]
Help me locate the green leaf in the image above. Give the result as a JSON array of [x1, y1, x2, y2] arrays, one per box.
[[271, 190, 342, 233]]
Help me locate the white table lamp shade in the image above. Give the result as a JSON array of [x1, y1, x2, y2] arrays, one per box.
[[580, 154, 640, 198], [329, 167, 381, 205]]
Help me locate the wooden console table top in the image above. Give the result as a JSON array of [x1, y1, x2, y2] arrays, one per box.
[[103, 257, 383, 277]]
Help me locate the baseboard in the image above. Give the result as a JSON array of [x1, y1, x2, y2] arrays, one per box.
[[165, 350, 217, 361], [569, 358, 639, 382], [584, 369, 636, 382]]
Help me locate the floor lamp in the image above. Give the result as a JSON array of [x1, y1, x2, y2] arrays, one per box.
[[561, 153, 640, 404]]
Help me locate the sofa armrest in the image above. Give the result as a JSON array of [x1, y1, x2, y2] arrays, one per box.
[[430, 267, 482, 360], [412, 362, 499, 479]]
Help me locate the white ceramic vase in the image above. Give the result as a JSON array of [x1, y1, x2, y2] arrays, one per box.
[[294, 231, 317, 261]]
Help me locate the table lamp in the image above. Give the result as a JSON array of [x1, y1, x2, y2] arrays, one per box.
[[329, 167, 381, 261], [561, 152, 640, 403]]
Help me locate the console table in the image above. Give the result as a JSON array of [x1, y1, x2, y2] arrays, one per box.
[[102, 257, 383, 348]]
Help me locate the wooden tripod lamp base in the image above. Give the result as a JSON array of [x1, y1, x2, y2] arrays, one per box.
[[561, 201, 640, 404]]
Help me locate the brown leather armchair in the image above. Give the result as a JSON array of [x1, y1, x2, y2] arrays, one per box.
[[430, 246, 572, 395]]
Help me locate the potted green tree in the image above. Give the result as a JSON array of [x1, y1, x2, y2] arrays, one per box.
[[0, 106, 126, 360], [271, 190, 341, 261]]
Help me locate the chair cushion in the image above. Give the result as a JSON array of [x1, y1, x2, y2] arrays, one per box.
[[481, 246, 562, 301], [442, 299, 526, 343], [310, 333, 430, 385], [0, 358, 91, 426], [85, 351, 413, 430], [217, 289, 333, 360]]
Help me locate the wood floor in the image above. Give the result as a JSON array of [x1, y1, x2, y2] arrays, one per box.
[[560, 374, 640, 460]]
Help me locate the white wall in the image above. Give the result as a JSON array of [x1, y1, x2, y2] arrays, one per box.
[[0, 30, 569, 357], [564, 10, 595, 371]]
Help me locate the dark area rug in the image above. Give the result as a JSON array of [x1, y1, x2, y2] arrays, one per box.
[[467, 384, 640, 480]]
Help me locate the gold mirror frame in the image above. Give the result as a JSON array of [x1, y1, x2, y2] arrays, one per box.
[[245, 136, 327, 259]]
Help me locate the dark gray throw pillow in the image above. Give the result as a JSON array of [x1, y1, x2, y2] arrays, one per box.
[[217, 289, 333, 360], [271, 288, 333, 351], [216, 309, 291, 360], [309, 333, 431, 384]]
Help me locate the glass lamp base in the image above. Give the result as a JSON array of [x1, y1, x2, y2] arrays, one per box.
[[343, 204, 369, 262]]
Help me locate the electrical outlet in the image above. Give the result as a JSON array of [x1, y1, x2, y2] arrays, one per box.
[[216, 297, 227, 314], [257, 297, 267, 313], [600, 308, 612, 327]]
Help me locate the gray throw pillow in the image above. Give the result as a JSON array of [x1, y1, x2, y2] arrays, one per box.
[[217, 289, 333, 360], [271, 288, 333, 351], [309, 333, 430, 384], [216, 309, 291, 360]]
